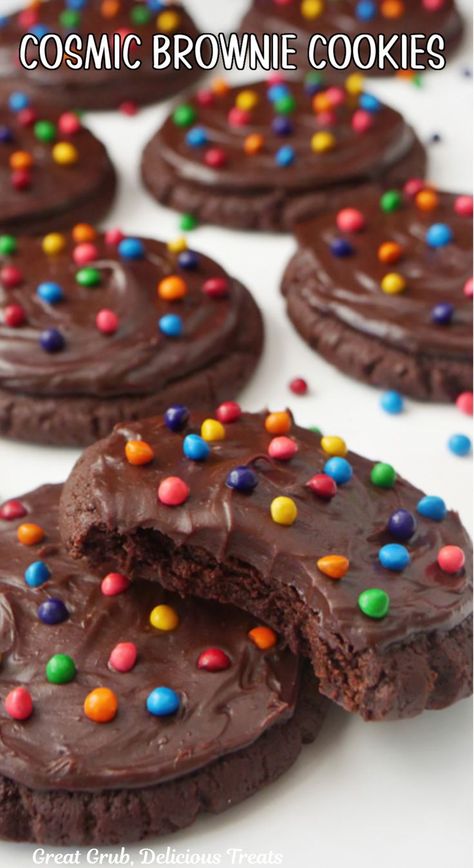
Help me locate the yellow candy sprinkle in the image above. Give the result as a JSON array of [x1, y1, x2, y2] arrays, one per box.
[[42, 233, 66, 255], [149, 604, 179, 632], [381, 273, 406, 295], [201, 419, 226, 442], [52, 142, 79, 166], [345, 73, 365, 96], [167, 237, 187, 254], [321, 435, 347, 457], [156, 10, 180, 32], [311, 131, 336, 153], [270, 496, 298, 526], [236, 89, 259, 111], [301, 0, 324, 19]]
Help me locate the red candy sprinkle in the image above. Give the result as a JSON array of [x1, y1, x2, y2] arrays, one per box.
[[58, 112, 81, 135], [202, 277, 229, 298], [158, 476, 190, 506], [105, 228, 124, 246], [216, 401, 241, 424], [454, 195, 473, 217], [464, 278, 473, 298], [11, 169, 31, 191], [228, 107, 251, 127], [96, 309, 119, 335], [17, 107, 37, 127], [120, 101, 138, 116], [289, 377, 308, 395], [4, 304, 26, 327], [0, 499, 27, 521], [306, 473, 337, 499], [197, 648, 231, 672], [456, 392, 473, 415], [204, 147, 227, 168], [108, 642, 137, 673], [352, 109, 373, 133], [196, 90, 214, 107], [101, 573, 130, 596], [268, 436, 298, 461], [336, 208, 365, 233], [0, 265, 23, 288], [73, 242, 98, 265], [403, 178, 425, 198], [5, 686, 33, 721], [437, 545, 465, 574]]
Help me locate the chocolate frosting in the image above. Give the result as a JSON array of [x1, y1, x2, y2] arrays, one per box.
[[0, 0, 201, 90], [0, 484, 299, 792], [0, 92, 114, 231], [154, 76, 422, 194], [62, 410, 473, 655], [241, 0, 463, 71], [0, 231, 255, 399], [292, 188, 473, 359]]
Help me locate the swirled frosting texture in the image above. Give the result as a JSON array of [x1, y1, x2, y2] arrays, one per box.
[[0, 484, 299, 791]]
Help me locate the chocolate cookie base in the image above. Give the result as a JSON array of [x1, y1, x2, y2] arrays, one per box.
[[0, 283, 263, 446], [281, 248, 472, 401], [0, 158, 116, 238], [141, 131, 426, 232], [63, 522, 472, 722], [0, 668, 325, 846]]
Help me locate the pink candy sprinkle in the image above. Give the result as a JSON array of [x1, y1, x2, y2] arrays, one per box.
[[456, 392, 473, 415], [336, 208, 365, 233], [204, 147, 227, 168], [268, 436, 298, 461], [352, 110, 373, 133], [108, 642, 137, 673], [437, 545, 465, 574], [58, 112, 81, 135], [105, 228, 124, 246], [96, 309, 119, 335], [5, 686, 33, 720], [101, 573, 130, 596], [464, 278, 473, 298], [73, 242, 98, 265], [454, 195, 473, 217], [403, 178, 425, 198], [228, 107, 250, 127], [158, 476, 190, 506]]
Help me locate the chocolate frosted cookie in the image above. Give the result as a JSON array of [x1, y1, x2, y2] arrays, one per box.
[[0, 484, 326, 846], [239, 0, 464, 75], [61, 407, 473, 721], [0, 1, 207, 111], [282, 186, 473, 401], [141, 74, 426, 231], [0, 228, 263, 446], [0, 90, 115, 235]]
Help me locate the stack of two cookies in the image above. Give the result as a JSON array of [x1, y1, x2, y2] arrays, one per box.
[[1, 405, 471, 845]]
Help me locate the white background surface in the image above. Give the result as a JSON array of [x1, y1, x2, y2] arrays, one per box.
[[0, 1, 472, 866]]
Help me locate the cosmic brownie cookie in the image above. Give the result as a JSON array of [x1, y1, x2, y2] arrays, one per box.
[[61, 407, 473, 721], [0, 90, 115, 235], [141, 74, 426, 232], [0, 227, 263, 446], [239, 0, 464, 76], [282, 185, 473, 401], [0, 1, 207, 111], [0, 484, 326, 846]]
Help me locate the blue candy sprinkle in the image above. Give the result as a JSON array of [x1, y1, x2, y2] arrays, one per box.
[[183, 433, 210, 461], [9, 92, 30, 112], [39, 328, 65, 353], [359, 93, 381, 113], [272, 116, 293, 136], [267, 83, 290, 102], [431, 302, 454, 325], [118, 238, 145, 260], [24, 560, 51, 588], [416, 495, 447, 522], [146, 686, 180, 717], [378, 543, 411, 571], [387, 509, 416, 540], [0, 125, 13, 143], [178, 250, 199, 270], [380, 390, 404, 414], [185, 126, 208, 147], [448, 433, 472, 457], [37, 282, 64, 305], [323, 457, 353, 485], [38, 598, 69, 625], [275, 145, 295, 167], [164, 404, 189, 432], [226, 466, 258, 492], [426, 223, 453, 248], [356, 1, 377, 22], [30, 24, 49, 38], [159, 313, 183, 338], [330, 238, 353, 258]]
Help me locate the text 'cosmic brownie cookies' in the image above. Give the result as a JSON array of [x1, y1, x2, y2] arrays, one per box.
[[0, 227, 263, 446], [0, 484, 326, 846], [282, 185, 473, 401], [60, 407, 473, 721], [239, 0, 464, 76], [0, 1, 207, 111], [0, 90, 116, 236], [141, 74, 426, 232]]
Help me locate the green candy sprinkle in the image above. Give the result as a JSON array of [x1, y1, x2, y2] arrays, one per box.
[[173, 104, 197, 127], [380, 190, 402, 213], [130, 4, 152, 25], [59, 9, 81, 28], [34, 120, 56, 143], [275, 94, 296, 115], [46, 653, 76, 684], [0, 235, 17, 256], [76, 267, 101, 288], [179, 213, 198, 231], [309, 425, 322, 436], [371, 462, 396, 488], [358, 588, 390, 620]]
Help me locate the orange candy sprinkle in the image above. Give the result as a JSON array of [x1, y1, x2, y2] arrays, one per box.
[[317, 555, 350, 580], [248, 626, 277, 650], [72, 223, 97, 244], [84, 687, 118, 723], [381, 0, 405, 18], [378, 241, 403, 264], [17, 523, 44, 546], [101, 0, 120, 18], [244, 133, 264, 155], [265, 411, 291, 435], [10, 151, 33, 171], [312, 92, 332, 114], [125, 439, 155, 466], [157, 275, 187, 301], [212, 78, 230, 96], [415, 189, 439, 212]]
